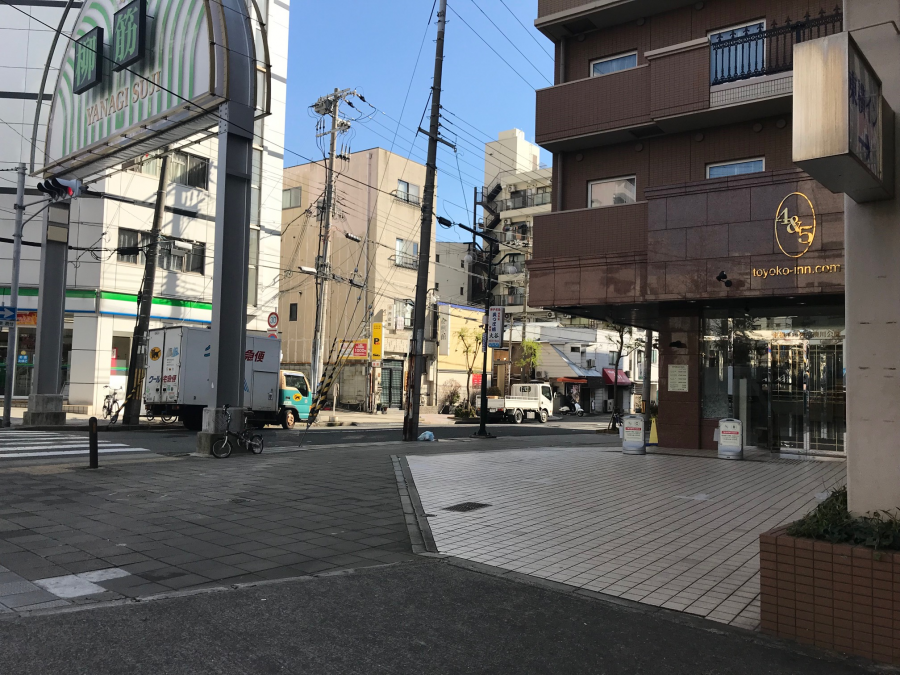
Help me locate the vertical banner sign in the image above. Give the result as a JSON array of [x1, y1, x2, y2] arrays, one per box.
[[487, 306, 504, 349], [112, 0, 146, 71], [73, 27, 103, 94], [372, 323, 383, 360]]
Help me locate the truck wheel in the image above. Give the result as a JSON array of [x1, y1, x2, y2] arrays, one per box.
[[182, 409, 203, 431], [281, 408, 297, 430], [513, 409, 524, 424], [539, 409, 548, 423]]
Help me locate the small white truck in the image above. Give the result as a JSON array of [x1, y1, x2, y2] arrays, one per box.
[[476, 382, 554, 424], [145, 326, 282, 430]]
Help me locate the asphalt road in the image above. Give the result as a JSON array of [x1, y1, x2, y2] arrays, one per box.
[[91, 421, 601, 455], [0, 559, 874, 675]]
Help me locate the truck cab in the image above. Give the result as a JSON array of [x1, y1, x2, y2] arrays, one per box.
[[279, 370, 311, 429]]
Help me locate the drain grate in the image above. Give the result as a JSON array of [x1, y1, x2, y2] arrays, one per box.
[[443, 501, 491, 513]]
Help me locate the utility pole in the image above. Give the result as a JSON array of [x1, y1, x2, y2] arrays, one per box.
[[2, 164, 26, 427], [122, 154, 168, 426], [404, 0, 448, 441], [642, 328, 653, 424], [310, 88, 355, 396]]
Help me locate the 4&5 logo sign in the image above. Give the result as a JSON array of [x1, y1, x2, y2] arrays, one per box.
[[775, 192, 816, 258]]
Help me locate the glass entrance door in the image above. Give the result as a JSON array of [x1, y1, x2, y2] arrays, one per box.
[[769, 332, 845, 453]]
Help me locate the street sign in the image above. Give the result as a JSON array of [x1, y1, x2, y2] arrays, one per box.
[[0, 306, 16, 328], [372, 323, 383, 360], [487, 306, 505, 348], [267, 312, 279, 329]]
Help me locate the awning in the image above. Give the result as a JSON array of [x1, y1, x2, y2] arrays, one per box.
[[602, 368, 632, 386], [557, 377, 587, 384]]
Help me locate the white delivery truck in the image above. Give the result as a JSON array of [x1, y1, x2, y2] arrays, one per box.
[[145, 326, 282, 431], [476, 382, 554, 424]]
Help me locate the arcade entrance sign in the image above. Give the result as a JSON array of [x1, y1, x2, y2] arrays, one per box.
[[41, 0, 270, 178]]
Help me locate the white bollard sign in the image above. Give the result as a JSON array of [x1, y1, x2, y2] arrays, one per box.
[[717, 418, 743, 460], [621, 414, 646, 455]]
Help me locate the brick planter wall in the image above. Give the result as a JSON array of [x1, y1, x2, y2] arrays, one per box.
[[760, 527, 900, 665]]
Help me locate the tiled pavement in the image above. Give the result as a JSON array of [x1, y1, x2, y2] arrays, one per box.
[[0, 445, 416, 612], [407, 447, 846, 631]]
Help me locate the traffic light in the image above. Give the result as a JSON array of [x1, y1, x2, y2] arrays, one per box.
[[37, 177, 82, 201]]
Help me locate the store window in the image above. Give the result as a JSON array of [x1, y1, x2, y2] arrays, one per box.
[[125, 150, 209, 189], [591, 51, 637, 77], [588, 176, 636, 208], [707, 158, 765, 179]]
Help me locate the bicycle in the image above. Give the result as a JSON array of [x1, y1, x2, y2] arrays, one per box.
[[102, 386, 123, 424], [211, 404, 264, 459]]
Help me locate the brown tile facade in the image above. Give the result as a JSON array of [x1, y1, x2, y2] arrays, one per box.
[[760, 529, 900, 666]]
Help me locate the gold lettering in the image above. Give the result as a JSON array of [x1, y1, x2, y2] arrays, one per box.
[[116, 90, 125, 110], [132, 83, 140, 103]]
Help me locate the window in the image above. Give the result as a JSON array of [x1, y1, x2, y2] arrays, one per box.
[[125, 150, 209, 190], [284, 373, 309, 396], [591, 51, 638, 77], [282, 186, 302, 209], [250, 148, 262, 226], [706, 158, 765, 179], [116, 228, 141, 264], [158, 238, 205, 274], [709, 21, 765, 84], [395, 238, 418, 269], [459, 286, 464, 296], [588, 176, 636, 208], [460, 260, 465, 269], [393, 299, 414, 329], [435, 282, 440, 291], [247, 228, 259, 306], [570, 346, 581, 353], [652, 348, 658, 364], [609, 351, 619, 365], [396, 179, 420, 205], [289, 303, 298, 321], [435, 254, 440, 263]]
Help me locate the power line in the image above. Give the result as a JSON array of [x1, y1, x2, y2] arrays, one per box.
[[466, 0, 551, 84], [496, 0, 554, 60], [445, 3, 538, 91]]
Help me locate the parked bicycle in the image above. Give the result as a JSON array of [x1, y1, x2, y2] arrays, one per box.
[[102, 386, 123, 424], [211, 404, 264, 459]]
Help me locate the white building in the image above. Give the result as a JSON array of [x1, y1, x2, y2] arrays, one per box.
[[0, 0, 289, 415], [482, 129, 552, 323], [434, 242, 472, 306]]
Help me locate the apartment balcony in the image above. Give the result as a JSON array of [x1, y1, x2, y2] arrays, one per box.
[[393, 253, 418, 270], [497, 262, 527, 283], [536, 0, 692, 38], [532, 202, 647, 261], [534, 10, 842, 152], [494, 191, 552, 213], [493, 293, 527, 309], [393, 191, 420, 207]]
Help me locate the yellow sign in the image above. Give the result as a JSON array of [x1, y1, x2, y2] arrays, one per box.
[[292, 393, 303, 402], [775, 192, 816, 258], [149, 347, 161, 361], [372, 322, 382, 360]]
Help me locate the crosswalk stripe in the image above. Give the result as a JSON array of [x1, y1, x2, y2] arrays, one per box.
[[0, 448, 151, 459], [0, 443, 129, 452]]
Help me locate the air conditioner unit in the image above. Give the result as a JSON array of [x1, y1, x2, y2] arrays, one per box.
[[535, 370, 545, 379], [503, 219, 511, 226]]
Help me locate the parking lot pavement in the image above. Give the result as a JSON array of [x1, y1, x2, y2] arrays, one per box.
[[407, 447, 845, 631]]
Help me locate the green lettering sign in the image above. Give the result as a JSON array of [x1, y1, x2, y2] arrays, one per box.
[[73, 27, 103, 94], [112, 0, 146, 71]]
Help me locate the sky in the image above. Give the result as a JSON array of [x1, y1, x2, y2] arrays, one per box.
[[284, 0, 554, 243]]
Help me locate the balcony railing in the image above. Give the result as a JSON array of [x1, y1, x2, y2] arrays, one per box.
[[498, 262, 526, 275], [394, 253, 418, 269], [710, 9, 842, 86], [493, 191, 552, 212], [493, 293, 526, 307], [394, 191, 420, 206]]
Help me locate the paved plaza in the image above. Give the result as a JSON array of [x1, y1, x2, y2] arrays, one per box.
[[407, 447, 846, 630]]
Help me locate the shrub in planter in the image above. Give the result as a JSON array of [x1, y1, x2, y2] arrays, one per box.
[[760, 486, 900, 665], [487, 385, 502, 397]]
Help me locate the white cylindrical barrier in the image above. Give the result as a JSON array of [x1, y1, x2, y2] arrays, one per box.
[[622, 414, 646, 455]]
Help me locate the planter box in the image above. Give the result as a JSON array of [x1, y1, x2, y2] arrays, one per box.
[[760, 527, 900, 665]]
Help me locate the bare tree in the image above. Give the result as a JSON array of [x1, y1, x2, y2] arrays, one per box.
[[455, 326, 481, 410], [607, 324, 645, 429]]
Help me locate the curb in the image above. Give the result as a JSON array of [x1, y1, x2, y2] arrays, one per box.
[[391, 454, 437, 554]]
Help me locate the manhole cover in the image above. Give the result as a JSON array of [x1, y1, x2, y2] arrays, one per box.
[[443, 502, 491, 513]]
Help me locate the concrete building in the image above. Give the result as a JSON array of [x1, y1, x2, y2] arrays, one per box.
[[480, 129, 552, 326], [279, 148, 437, 410], [435, 301, 493, 411], [530, 0, 845, 453], [0, 0, 289, 415], [434, 242, 472, 306]]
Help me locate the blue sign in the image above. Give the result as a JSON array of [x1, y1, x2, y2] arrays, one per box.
[[17, 355, 29, 364], [0, 307, 16, 322]]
